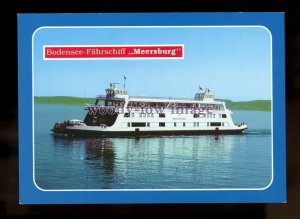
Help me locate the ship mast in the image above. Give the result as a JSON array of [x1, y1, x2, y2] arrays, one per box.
[[124, 76, 126, 90]]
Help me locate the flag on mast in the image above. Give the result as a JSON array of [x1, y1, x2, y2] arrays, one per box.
[[124, 76, 126, 90]]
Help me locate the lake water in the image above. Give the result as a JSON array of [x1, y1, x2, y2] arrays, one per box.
[[34, 104, 272, 190]]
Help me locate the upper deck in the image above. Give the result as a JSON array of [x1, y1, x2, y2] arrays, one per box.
[[95, 83, 225, 106], [128, 96, 224, 104]]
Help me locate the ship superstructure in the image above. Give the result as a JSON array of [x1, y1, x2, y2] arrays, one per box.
[[52, 83, 247, 136]]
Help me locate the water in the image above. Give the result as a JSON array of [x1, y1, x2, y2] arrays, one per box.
[[34, 104, 272, 190]]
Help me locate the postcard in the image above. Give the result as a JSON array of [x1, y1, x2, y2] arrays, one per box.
[[18, 13, 285, 204]]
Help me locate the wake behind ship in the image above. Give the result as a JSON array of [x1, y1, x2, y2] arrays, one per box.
[[52, 83, 247, 136]]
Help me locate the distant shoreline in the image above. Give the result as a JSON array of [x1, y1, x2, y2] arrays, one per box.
[[34, 96, 271, 111]]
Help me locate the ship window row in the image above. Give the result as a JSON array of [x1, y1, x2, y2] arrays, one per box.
[[106, 90, 128, 95], [124, 113, 158, 118], [126, 101, 224, 110], [170, 104, 223, 110], [127, 102, 168, 107], [128, 122, 151, 127], [115, 90, 127, 95], [168, 122, 186, 127], [105, 100, 125, 106], [195, 113, 211, 118], [127, 102, 198, 108], [131, 122, 146, 127], [207, 122, 227, 127], [193, 114, 227, 118], [139, 113, 155, 118], [126, 122, 206, 128], [125, 113, 227, 119], [171, 122, 186, 127], [126, 122, 226, 128]]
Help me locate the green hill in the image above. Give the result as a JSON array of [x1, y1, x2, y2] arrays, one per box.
[[224, 100, 271, 111], [34, 96, 95, 105], [34, 96, 271, 111]]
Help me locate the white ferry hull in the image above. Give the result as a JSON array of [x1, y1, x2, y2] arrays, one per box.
[[52, 124, 248, 137]]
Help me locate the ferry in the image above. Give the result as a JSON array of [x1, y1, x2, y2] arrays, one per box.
[[52, 83, 247, 136]]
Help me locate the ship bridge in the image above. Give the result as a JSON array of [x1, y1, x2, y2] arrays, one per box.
[[105, 83, 128, 99], [93, 83, 127, 107], [194, 89, 215, 102], [96, 83, 129, 102]]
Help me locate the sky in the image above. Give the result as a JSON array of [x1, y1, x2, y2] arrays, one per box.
[[34, 26, 271, 101]]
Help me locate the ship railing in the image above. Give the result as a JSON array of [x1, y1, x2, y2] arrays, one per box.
[[96, 94, 225, 102], [129, 96, 195, 101], [96, 95, 125, 101]]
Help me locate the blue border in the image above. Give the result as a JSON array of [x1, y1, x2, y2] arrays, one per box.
[[18, 13, 285, 204]]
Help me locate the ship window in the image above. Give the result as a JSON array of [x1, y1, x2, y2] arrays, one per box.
[[197, 122, 199, 127], [124, 113, 129, 117], [174, 122, 176, 127], [139, 113, 142, 118], [193, 122, 196, 127], [143, 113, 146, 118], [213, 114, 215, 118], [131, 113, 134, 117], [159, 113, 165, 118], [147, 122, 150, 127], [207, 122, 210, 126], [222, 114, 227, 118], [222, 122, 224, 126], [151, 113, 154, 117], [183, 122, 186, 127], [132, 122, 146, 127], [193, 114, 199, 118], [210, 122, 221, 127], [147, 114, 150, 117], [219, 114, 222, 118], [127, 122, 130, 127], [159, 122, 165, 127]]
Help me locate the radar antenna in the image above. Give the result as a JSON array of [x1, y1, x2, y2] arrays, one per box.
[[109, 82, 120, 89]]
